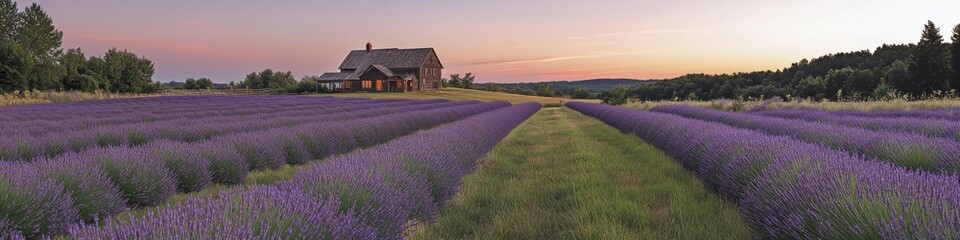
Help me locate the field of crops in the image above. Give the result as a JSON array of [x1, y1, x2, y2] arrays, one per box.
[[5, 91, 960, 239], [569, 102, 960, 238], [0, 95, 539, 239]]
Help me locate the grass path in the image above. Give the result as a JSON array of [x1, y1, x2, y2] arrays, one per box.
[[409, 108, 751, 239]]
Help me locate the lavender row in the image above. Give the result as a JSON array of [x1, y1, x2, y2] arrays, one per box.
[[568, 102, 960, 239], [754, 108, 960, 142], [651, 105, 960, 173], [829, 107, 960, 121], [0, 98, 469, 162], [0, 97, 401, 138], [0, 95, 344, 121], [0, 98, 423, 141], [0, 96, 383, 137], [66, 103, 541, 239], [0, 100, 509, 238]]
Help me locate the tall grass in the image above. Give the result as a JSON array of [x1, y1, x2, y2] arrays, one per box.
[[0, 90, 141, 106]]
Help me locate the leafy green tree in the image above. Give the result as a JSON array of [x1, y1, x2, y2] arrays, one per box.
[[796, 76, 827, 100], [0, 38, 33, 92], [952, 23, 960, 90], [907, 21, 951, 96], [269, 71, 296, 89], [600, 85, 628, 105], [885, 59, 911, 94], [85, 56, 109, 91], [536, 83, 554, 97], [571, 87, 592, 99], [444, 73, 475, 89], [0, 0, 18, 40], [287, 75, 324, 94], [102, 48, 155, 93], [183, 78, 197, 89], [195, 78, 214, 89], [61, 48, 101, 92], [17, 3, 63, 90]]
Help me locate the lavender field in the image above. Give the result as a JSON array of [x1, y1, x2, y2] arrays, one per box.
[[0, 95, 538, 239], [4, 93, 960, 239], [570, 102, 960, 238]]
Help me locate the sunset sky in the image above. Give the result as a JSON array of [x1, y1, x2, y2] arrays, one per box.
[[19, 0, 960, 83]]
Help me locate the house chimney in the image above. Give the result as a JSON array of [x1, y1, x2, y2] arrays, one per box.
[[366, 42, 373, 52]]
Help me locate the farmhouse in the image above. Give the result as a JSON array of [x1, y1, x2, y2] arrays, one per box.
[[317, 43, 444, 92]]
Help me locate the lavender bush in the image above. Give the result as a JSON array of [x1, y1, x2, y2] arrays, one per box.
[[68, 186, 378, 239], [568, 102, 960, 238], [69, 102, 540, 239], [651, 105, 960, 173], [0, 96, 515, 237], [80, 147, 178, 207], [755, 108, 960, 142], [0, 163, 80, 238], [33, 155, 126, 223], [145, 140, 214, 192]]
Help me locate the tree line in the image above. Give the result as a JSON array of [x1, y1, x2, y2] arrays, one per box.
[[601, 21, 960, 103], [0, 0, 160, 94]]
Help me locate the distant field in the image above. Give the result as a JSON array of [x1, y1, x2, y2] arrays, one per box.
[[319, 87, 596, 106]]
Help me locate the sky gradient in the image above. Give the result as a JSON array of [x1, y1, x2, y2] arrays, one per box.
[[19, 0, 960, 83]]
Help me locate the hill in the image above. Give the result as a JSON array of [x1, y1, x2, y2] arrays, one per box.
[[473, 78, 658, 99]]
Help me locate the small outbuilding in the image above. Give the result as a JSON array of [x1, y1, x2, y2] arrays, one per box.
[[318, 43, 444, 92]]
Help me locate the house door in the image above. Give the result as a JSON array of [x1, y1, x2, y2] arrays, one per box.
[[376, 80, 383, 91]]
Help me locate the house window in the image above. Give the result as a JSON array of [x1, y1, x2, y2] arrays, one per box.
[[343, 81, 351, 90], [362, 80, 372, 89]]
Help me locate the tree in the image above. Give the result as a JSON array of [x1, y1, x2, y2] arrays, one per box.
[[571, 87, 592, 99], [536, 83, 554, 97], [952, 23, 960, 90], [195, 78, 214, 89], [907, 21, 951, 97], [61, 48, 101, 92], [600, 85, 628, 105], [102, 48, 155, 93], [0, 0, 19, 40], [0, 38, 33, 92], [444, 73, 475, 89], [288, 75, 324, 94], [17, 3, 63, 90], [885, 60, 911, 95], [182, 78, 197, 89]]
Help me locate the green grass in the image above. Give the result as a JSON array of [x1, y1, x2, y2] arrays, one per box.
[[319, 87, 596, 106], [408, 108, 751, 239]]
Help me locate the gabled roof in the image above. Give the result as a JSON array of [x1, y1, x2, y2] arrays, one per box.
[[318, 64, 412, 82], [368, 64, 395, 76], [338, 48, 442, 69]]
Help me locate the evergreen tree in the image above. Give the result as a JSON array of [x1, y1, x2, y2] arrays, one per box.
[[0, 0, 18, 40], [907, 21, 951, 96], [952, 23, 960, 90]]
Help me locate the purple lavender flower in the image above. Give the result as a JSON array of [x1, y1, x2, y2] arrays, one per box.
[[80, 147, 178, 207], [144, 139, 214, 192], [567, 102, 960, 238], [0, 162, 80, 238], [651, 105, 960, 173], [33, 154, 126, 223]]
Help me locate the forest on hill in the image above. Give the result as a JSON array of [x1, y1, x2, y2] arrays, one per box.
[[610, 21, 960, 103], [474, 78, 657, 98]]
